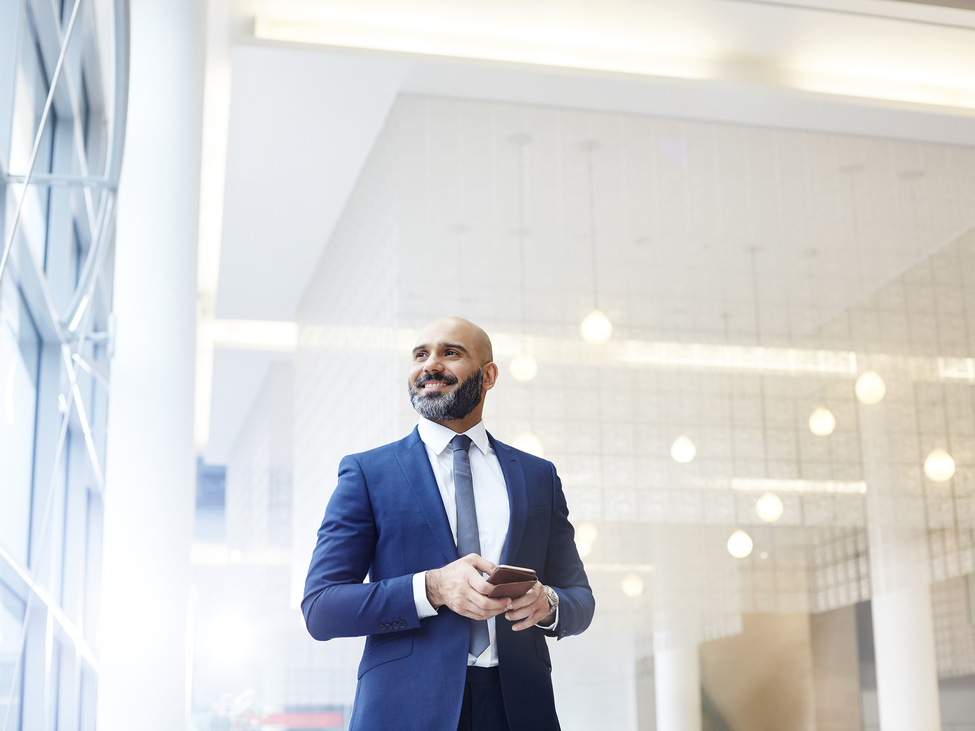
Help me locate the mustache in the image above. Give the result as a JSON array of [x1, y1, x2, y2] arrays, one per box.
[[413, 372, 459, 389]]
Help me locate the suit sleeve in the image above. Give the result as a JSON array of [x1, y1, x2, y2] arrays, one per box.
[[540, 464, 595, 640], [301, 455, 422, 641]]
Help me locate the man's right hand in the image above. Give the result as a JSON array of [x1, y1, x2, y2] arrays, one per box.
[[425, 554, 508, 620]]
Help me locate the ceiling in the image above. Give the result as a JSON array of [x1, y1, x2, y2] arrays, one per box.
[[202, 0, 975, 463]]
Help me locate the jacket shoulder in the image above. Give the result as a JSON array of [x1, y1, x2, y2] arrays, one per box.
[[490, 435, 554, 471]]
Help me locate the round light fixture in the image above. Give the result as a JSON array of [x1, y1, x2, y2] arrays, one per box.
[[580, 310, 613, 344], [512, 432, 544, 458], [576, 523, 598, 545], [924, 448, 955, 482], [671, 435, 696, 464], [755, 492, 784, 523], [727, 530, 754, 559], [855, 371, 886, 405], [621, 573, 644, 597], [509, 354, 538, 382], [808, 407, 836, 437]]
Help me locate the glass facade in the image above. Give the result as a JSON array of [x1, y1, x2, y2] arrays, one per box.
[[0, 0, 125, 729]]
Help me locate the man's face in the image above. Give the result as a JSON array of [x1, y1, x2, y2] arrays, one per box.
[[408, 320, 489, 422]]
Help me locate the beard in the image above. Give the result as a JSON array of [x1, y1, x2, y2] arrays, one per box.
[[408, 368, 484, 422]]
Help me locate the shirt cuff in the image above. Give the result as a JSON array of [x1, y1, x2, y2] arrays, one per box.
[[542, 604, 559, 630], [413, 572, 438, 619]]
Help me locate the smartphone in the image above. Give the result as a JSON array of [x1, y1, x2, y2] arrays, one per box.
[[485, 565, 537, 598]]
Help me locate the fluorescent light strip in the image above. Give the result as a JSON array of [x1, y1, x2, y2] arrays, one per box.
[[731, 478, 866, 494], [586, 563, 656, 572], [211, 319, 297, 351]]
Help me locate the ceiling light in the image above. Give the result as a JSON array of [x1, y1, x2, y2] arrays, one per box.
[[855, 371, 886, 405], [671, 435, 696, 463], [621, 574, 644, 597], [924, 449, 955, 482], [580, 310, 613, 344], [808, 407, 836, 436], [755, 492, 784, 523], [509, 354, 538, 382], [727, 530, 753, 559], [512, 432, 544, 458]]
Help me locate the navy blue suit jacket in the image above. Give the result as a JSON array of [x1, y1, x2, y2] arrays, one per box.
[[302, 427, 595, 731]]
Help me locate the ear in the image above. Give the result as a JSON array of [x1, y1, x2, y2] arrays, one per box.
[[481, 362, 500, 392]]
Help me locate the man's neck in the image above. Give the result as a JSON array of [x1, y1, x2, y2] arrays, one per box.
[[428, 408, 484, 434]]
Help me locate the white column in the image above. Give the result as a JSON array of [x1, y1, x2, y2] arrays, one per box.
[[654, 643, 702, 731], [872, 586, 941, 731], [98, 0, 204, 729], [858, 362, 942, 731]]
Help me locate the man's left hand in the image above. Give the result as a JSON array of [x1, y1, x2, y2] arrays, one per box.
[[503, 582, 553, 631]]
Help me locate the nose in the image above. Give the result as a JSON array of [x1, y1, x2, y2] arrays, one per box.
[[423, 354, 445, 373]]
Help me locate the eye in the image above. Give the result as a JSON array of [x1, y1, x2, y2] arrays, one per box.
[[445, 350, 459, 356]]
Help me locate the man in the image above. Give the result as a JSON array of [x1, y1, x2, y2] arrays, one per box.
[[302, 317, 595, 731]]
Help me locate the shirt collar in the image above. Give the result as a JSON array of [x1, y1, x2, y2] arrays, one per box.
[[417, 418, 490, 456]]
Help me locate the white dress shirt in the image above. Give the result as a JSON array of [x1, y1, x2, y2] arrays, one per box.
[[411, 418, 510, 667]]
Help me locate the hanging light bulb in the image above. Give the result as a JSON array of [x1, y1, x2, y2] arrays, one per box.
[[509, 354, 538, 382], [727, 529, 754, 558], [924, 448, 955, 482], [855, 371, 886, 405], [580, 309, 613, 344], [576, 522, 598, 544], [671, 435, 696, 464], [621, 573, 644, 597], [574, 522, 597, 557], [755, 492, 784, 523], [808, 407, 836, 436], [512, 432, 544, 458]]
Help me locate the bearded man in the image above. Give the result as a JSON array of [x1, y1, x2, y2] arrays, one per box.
[[302, 317, 595, 731]]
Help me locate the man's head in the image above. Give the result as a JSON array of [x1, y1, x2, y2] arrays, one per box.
[[408, 317, 498, 431]]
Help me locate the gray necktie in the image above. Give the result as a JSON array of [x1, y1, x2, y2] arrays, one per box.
[[451, 434, 491, 658]]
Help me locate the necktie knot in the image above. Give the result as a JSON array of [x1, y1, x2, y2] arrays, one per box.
[[451, 434, 472, 453]]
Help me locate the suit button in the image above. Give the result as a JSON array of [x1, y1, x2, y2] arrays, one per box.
[[379, 623, 386, 631], [398, 621, 406, 629]]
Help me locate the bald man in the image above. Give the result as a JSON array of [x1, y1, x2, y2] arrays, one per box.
[[302, 317, 594, 731]]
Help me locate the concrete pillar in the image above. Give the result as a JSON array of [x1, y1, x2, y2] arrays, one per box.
[[98, 0, 204, 728], [654, 644, 702, 731], [871, 586, 941, 731]]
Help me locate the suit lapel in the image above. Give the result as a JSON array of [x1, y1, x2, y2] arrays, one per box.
[[395, 427, 458, 564], [491, 435, 528, 565]]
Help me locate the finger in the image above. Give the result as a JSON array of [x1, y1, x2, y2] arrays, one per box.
[[507, 583, 541, 609], [468, 554, 498, 575], [468, 572, 494, 594], [512, 608, 546, 631], [465, 597, 508, 620]]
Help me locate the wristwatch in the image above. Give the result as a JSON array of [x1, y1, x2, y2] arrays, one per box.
[[542, 585, 559, 619]]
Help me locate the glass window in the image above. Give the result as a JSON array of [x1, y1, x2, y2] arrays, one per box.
[[8, 12, 56, 266], [46, 640, 60, 731], [0, 582, 26, 731], [0, 281, 40, 566]]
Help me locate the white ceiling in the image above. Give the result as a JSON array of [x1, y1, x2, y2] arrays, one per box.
[[205, 0, 975, 463], [215, 45, 410, 321]]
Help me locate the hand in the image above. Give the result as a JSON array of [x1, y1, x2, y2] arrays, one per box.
[[425, 554, 509, 621], [502, 581, 552, 631]]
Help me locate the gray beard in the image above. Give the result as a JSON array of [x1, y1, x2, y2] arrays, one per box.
[[409, 368, 483, 421]]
